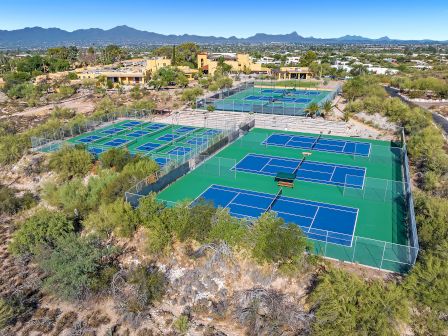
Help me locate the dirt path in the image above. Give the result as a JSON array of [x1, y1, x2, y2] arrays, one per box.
[[1, 94, 95, 119]]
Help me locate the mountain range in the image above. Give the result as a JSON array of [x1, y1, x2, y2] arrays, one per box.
[[0, 25, 445, 48]]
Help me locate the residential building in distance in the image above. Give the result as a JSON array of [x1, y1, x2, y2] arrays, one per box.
[[273, 66, 313, 80], [197, 52, 271, 75], [285, 56, 301, 65], [77, 57, 197, 85]]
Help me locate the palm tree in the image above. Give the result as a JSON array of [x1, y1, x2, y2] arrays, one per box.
[[305, 102, 320, 118], [320, 100, 335, 119]]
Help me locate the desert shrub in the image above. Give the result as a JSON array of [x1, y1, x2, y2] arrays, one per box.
[[48, 145, 94, 180], [138, 195, 172, 254], [51, 106, 76, 119], [249, 212, 308, 269], [83, 199, 138, 238], [36, 234, 119, 300], [207, 209, 248, 247], [42, 179, 89, 216], [309, 269, 409, 336], [0, 134, 30, 166], [99, 147, 133, 172], [0, 184, 35, 215], [0, 298, 16, 329], [9, 209, 74, 255], [126, 265, 166, 309], [174, 315, 189, 334]]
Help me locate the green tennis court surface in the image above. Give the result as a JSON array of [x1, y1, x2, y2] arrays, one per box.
[[39, 119, 223, 168], [158, 128, 414, 273]]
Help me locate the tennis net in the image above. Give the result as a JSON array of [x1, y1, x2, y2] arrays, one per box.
[[311, 133, 323, 149], [292, 157, 307, 175], [266, 188, 283, 212]]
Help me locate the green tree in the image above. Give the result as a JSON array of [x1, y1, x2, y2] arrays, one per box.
[[207, 209, 248, 247], [305, 102, 320, 118], [181, 87, 203, 107], [99, 147, 133, 172], [9, 209, 74, 255], [48, 145, 94, 180], [84, 199, 138, 238], [300, 51, 317, 67], [320, 100, 335, 119], [138, 194, 172, 254], [250, 212, 308, 269], [350, 64, 369, 76], [131, 99, 156, 111], [42, 178, 89, 216]]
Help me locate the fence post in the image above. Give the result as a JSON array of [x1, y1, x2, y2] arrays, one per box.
[[380, 241, 387, 270], [351, 236, 358, 262]]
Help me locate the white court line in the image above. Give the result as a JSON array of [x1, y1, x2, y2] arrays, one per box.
[[350, 209, 360, 247], [235, 166, 362, 189], [208, 184, 358, 214], [224, 192, 241, 209], [207, 185, 356, 245], [329, 166, 337, 182], [231, 200, 316, 221], [306, 206, 320, 233], [243, 153, 366, 171]]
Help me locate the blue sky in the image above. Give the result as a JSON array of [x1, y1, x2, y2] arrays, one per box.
[[2, 0, 448, 40]]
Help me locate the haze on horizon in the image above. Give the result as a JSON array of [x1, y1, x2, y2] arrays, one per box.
[[2, 0, 448, 41]]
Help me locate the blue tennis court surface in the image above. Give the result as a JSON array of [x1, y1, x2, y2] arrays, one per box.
[[234, 154, 365, 188], [103, 138, 130, 147], [154, 157, 170, 167], [185, 137, 208, 145], [175, 126, 197, 134], [167, 146, 192, 156], [261, 89, 321, 96], [121, 121, 143, 127], [195, 185, 357, 246], [202, 129, 222, 137], [77, 135, 102, 143], [102, 127, 124, 135], [136, 142, 161, 152], [126, 130, 150, 138], [245, 95, 311, 104], [145, 123, 167, 131], [263, 133, 371, 157], [157, 133, 182, 142], [87, 147, 106, 156]]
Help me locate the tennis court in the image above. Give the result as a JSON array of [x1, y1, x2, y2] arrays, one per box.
[[158, 127, 415, 272], [263, 133, 371, 156], [200, 87, 333, 116], [41, 119, 224, 168], [234, 153, 366, 188], [261, 89, 321, 96], [196, 184, 357, 246]]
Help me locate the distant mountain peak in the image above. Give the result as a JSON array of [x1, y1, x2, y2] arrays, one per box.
[[0, 26, 444, 48]]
